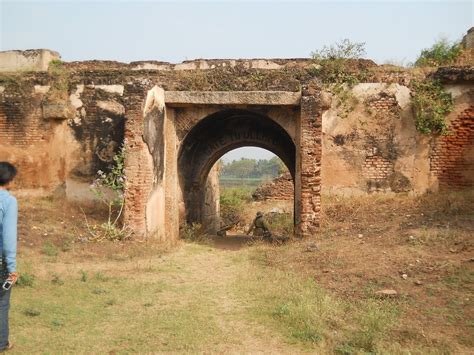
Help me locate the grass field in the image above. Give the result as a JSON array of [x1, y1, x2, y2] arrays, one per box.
[[6, 191, 474, 353], [219, 177, 267, 189]]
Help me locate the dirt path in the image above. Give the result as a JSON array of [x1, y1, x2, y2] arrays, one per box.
[[146, 241, 302, 353]]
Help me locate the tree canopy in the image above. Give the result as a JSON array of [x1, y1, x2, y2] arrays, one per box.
[[219, 156, 287, 179]]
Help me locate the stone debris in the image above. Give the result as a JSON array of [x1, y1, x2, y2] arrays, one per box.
[[375, 289, 398, 297], [305, 242, 319, 252], [401, 273, 408, 279]]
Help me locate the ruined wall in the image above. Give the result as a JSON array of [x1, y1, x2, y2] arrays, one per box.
[[321, 81, 474, 195], [252, 172, 294, 201], [0, 50, 472, 240], [430, 84, 474, 189], [0, 81, 81, 195]]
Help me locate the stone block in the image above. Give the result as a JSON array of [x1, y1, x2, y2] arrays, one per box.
[[0, 49, 60, 72]]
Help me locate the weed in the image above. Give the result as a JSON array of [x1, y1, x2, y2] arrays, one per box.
[[92, 287, 108, 295], [266, 211, 294, 238], [93, 272, 110, 282], [311, 38, 366, 60], [85, 145, 131, 242], [310, 39, 366, 119], [16, 272, 35, 287], [220, 187, 253, 227], [24, 308, 41, 317], [42, 241, 59, 257], [105, 299, 116, 306], [343, 300, 399, 352], [79, 270, 88, 282], [61, 236, 74, 252], [52, 319, 64, 328], [443, 267, 474, 290], [48, 59, 64, 68], [237, 265, 343, 346], [180, 223, 209, 242], [250, 71, 266, 82], [51, 273, 64, 286]]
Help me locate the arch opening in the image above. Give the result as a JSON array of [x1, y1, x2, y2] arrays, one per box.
[[178, 109, 296, 232]]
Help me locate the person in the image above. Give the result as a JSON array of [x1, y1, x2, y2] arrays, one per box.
[[246, 211, 272, 241], [0, 162, 19, 352]]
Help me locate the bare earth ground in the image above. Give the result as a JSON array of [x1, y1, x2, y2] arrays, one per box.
[[6, 191, 474, 353]]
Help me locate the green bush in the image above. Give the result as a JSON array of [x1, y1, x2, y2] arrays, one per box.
[[311, 39, 366, 61], [219, 187, 252, 226], [415, 37, 462, 67], [411, 80, 454, 135]]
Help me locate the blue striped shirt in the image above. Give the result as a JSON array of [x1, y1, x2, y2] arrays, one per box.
[[0, 190, 17, 273]]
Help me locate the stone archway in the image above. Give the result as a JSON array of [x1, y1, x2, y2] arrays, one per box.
[[178, 109, 296, 228], [123, 88, 323, 241]]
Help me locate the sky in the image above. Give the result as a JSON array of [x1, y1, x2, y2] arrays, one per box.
[[1, 0, 472, 162]]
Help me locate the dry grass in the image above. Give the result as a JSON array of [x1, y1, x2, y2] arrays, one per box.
[[255, 191, 474, 353], [8, 191, 474, 353]]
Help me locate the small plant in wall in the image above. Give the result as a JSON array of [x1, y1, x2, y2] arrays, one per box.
[[83, 145, 131, 242], [411, 80, 454, 135], [310, 39, 366, 118]]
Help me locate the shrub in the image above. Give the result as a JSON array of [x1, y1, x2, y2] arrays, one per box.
[[310, 39, 365, 118], [311, 39, 366, 61], [85, 145, 131, 242], [180, 222, 208, 242], [411, 80, 454, 135], [219, 187, 252, 226], [415, 37, 462, 67], [266, 212, 294, 238]]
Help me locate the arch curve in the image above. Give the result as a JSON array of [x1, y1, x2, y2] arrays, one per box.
[[178, 109, 296, 224]]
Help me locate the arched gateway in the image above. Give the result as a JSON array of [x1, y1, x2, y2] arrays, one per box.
[[178, 109, 296, 226], [123, 87, 324, 242]]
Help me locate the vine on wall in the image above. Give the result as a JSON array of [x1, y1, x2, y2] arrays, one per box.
[[410, 80, 454, 135]]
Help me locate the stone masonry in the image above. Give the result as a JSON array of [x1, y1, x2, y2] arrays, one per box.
[[0, 37, 473, 241]]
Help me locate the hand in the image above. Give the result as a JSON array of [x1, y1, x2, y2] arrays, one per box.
[[7, 272, 19, 284]]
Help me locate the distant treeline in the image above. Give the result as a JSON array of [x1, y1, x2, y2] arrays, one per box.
[[219, 156, 287, 179]]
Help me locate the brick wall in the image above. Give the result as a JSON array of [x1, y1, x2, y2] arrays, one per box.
[[298, 93, 323, 236], [430, 107, 474, 188], [363, 92, 399, 192], [122, 83, 155, 238], [363, 153, 395, 192], [252, 172, 294, 201], [0, 87, 47, 147]]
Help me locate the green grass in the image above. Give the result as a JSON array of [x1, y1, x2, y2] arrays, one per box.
[[11, 262, 224, 352], [42, 241, 59, 257], [235, 245, 401, 352]]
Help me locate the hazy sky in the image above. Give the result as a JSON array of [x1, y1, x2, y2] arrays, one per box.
[[1, 0, 472, 162]]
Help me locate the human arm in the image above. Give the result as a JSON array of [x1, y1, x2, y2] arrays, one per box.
[[3, 197, 17, 274], [246, 220, 255, 235]]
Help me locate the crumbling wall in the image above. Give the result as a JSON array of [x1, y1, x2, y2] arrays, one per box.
[[0, 80, 81, 195], [252, 172, 294, 201], [321, 81, 474, 196], [430, 85, 474, 189], [0, 51, 472, 240]]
